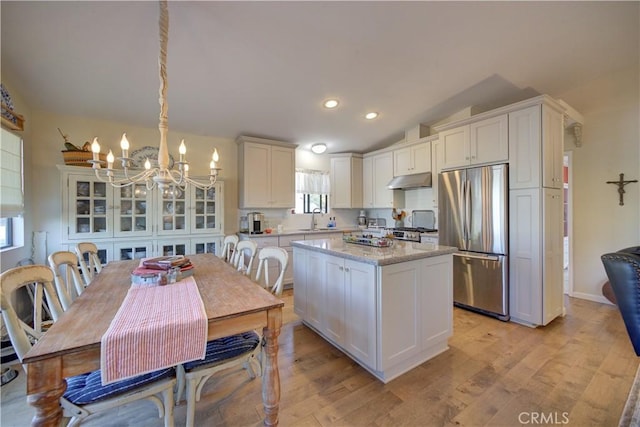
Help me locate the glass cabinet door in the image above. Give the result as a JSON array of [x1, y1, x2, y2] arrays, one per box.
[[191, 236, 222, 256], [114, 184, 153, 237], [157, 184, 189, 235], [68, 175, 113, 239], [190, 182, 223, 234], [113, 241, 153, 261], [157, 239, 188, 257]]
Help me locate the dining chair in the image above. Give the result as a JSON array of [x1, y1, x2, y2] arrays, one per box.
[[255, 246, 289, 297], [48, 251, 86, 311], [232, 240, 258, 275], [75, 242, 103, 286], [220, 235, 239, 263], [0, 265, 177, 427], [175, 331, 261, 427]]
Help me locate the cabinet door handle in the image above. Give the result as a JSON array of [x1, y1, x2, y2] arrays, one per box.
[[339, 266, 344, 271], [344, 267, 350, 272]]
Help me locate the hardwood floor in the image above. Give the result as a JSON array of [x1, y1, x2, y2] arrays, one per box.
[[2, 290, 637, 426]]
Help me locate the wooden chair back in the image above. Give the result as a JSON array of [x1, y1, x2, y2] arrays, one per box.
[[0, 265, 64, 361], [255, 246, 288, 296], [232, 240, 258, 275], [75, 242, 103, 286], [48, 251, 85, 311], [220, 235, 239, 263]]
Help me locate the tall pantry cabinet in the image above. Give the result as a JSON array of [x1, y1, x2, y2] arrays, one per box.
[[508, 99, 565, 326]]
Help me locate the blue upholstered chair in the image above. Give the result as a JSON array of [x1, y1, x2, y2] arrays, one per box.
[[0, 265, 177, 426], [601, 246, 640, 356]]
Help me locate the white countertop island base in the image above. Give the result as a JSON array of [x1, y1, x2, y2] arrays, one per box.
[[292, 239, 456, 383]]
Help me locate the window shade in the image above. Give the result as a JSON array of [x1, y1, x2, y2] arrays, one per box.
[[1, 128, 24, 217], [295, 169, 330, 194]]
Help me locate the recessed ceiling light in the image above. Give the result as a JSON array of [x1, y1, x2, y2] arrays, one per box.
[[365, 112, 379, 120], [323, 99, 339, 109], [311, 143, 327, 154]]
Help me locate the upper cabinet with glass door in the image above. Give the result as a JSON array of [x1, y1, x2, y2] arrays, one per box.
[[67, 175, 113, 239], [157, 184, 189, 235], [67, 174, 154, 239], [190, 182, 223, 234], [114, 183, 153, 237]]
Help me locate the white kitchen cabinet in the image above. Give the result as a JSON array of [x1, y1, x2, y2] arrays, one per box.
[[343, 258, 377, 368], [298, 250, 376, 367], [507, 100, 565, 327], [240, 231, 345, 287], [509, 187, 563, 326], [439, 114, 508, 170], [542, 106, 564, 189], [237, 136, 296, 209], [330, 153, 363, 208], [324, 255, 347, 345], [542, 188, 564, 325], [431, 137, 443, 209], [393, 140, 431, 176], [305, 249, 325, 331], [363, 151, 404, 209], [509, 104, 564, 190], [379, 256, 452, 371]]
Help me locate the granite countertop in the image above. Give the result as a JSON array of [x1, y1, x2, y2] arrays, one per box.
[[292, 238, 457, 266], [238, 228, 358, 238]]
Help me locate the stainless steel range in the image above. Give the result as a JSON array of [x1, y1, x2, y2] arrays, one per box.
[[387, 227, 437, 242], [365, 226, 438, 243]]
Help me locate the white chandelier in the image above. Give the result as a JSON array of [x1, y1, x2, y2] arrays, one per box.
[[90, 0, 220, 190]]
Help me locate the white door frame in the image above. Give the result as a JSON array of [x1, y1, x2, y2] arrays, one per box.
[[564, 151, 573, 296]]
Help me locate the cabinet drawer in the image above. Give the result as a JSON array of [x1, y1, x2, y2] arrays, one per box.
[[279, 234, 305, 248], [251, 236, 279, 248]]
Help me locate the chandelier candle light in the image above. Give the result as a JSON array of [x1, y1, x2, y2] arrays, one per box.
[[89, 0, 220, 190]]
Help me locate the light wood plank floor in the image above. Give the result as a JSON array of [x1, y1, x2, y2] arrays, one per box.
[[2, 290, 638, 426]]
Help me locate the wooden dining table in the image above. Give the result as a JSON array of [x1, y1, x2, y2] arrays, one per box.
[[22, 253, 284, 426]]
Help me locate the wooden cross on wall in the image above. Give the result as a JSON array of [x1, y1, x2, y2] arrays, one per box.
[[606, 173, 638, 206]]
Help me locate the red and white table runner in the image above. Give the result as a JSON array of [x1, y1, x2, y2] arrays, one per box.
[[100, 276, 207, 384]]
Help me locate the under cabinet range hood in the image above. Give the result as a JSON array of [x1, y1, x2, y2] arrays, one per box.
[[387, 172, 432, 190]]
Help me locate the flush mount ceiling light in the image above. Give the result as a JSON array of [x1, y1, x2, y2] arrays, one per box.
[[311, 143, 327, 154], [323, 99, 339, 109], [365, 112, 379, 120]]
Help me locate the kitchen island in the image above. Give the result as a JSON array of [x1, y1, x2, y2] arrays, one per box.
[[292, 238, 457, 383]]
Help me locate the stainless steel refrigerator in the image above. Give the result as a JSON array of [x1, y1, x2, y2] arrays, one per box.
[[438, 164, 509, 320]]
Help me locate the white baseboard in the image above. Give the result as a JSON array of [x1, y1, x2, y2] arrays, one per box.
[[571, 291, 613, 305]]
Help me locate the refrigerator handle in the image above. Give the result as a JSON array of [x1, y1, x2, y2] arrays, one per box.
[[464, 179, 471, 249]]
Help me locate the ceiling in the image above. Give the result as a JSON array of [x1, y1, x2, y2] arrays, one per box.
[[1, 1, 638, 154]]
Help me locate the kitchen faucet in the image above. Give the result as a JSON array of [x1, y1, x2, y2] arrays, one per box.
[[310, 208, 322, 230]]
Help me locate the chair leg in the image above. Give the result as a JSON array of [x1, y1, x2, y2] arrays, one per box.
[[175, 364, 186, 403], [162, 384, 175, 427], [185, 378, 199, 427]]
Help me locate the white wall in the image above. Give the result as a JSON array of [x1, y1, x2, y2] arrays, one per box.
[[0, 79, 33, 272], [558, 64, 640, 302]]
